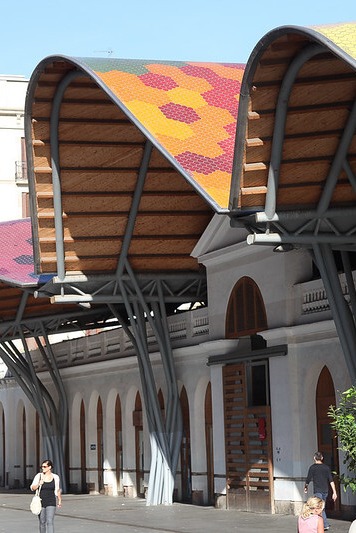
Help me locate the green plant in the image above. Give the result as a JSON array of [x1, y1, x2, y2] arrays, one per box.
[[328, 386, 356, 492]]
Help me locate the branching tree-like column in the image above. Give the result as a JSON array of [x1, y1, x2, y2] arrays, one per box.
[[109, 263, 183, 505], [0, 324, 68, 491]]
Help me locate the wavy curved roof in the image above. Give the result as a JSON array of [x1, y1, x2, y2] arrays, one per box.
[[230, 22, 356, 215], [79, 58, 245, 209], [311, 22, 356, 63], [0, 20, 355, 331], [25, 58, 244, 276], [0, 219, 112, 333], [0, 218, 51, 286], [24, 21, 356, 278]]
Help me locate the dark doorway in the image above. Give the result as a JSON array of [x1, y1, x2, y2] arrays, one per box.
[[316, 366, 340, 514]]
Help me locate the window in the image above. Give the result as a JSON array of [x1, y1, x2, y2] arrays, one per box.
[[226, 277, 267, 338], [22, 192, 30, 218], [247, 361, 269, 406]]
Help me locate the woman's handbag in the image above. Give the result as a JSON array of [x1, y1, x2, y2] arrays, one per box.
[[30, 487, 42, 515]]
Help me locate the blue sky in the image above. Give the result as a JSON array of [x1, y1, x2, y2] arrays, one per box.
[[2, 0, 355, 78]]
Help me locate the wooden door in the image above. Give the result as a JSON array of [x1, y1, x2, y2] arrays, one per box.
[[80, 401, 87, 492], [180, 387, 192, 503], [115, 395, 123, 493], [97, 398, 104, 493], [1, 410, 4, 487], [223, 363, 273, 512], [316, 366, 340, 513], [133, 392, 144, 497], [22, 408, 26, 487], [205, 383, 214, 505]]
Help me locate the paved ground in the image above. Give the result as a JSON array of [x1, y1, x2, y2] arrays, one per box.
[[0, 491, 353, 533]]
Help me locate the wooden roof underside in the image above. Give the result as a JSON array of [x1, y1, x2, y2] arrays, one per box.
[[1, 22, 354, 333], [26, 61, 214, 277], [230, 24, 356, 214]]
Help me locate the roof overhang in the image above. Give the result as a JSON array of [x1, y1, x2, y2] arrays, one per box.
[[229, 23, 356, 251]]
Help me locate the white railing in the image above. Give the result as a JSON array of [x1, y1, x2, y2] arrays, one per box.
[[31, 307, 210, 370], [15, 161, 28, 183], [300, 272, 353, 316], [25, 270, 356, 370]]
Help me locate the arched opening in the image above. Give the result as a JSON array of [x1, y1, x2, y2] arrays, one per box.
[[15, 402, 25, 489], [97, 397, 104, 493], [180, 386, 192, 503], [35, 412, 40, 474], [22, 407, 26, 487], [0, 406, 5, 487], [115, 395, 122, 494], [133, 392, 144, 497], [80, 400, 87, 493], [205, 382, 214, 505], [226, 276, 267, 339], [316, 366, 340, 514], [223, 278, 272, 512]]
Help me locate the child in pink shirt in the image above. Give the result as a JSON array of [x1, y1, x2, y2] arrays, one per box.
[[298, 496, 324, 533]]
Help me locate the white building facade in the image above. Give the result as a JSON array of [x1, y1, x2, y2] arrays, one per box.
[[0, 75, 28, 221], [0, 213, 354, 517]]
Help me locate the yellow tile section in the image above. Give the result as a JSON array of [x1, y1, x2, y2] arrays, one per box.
[[95, 62, 244, 209], [312, 22, 356, 61]]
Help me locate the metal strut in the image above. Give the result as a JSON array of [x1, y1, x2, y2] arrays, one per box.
[[312, 244, 356, 382], [238, 43, 356, 384], [115, 259, 183, 505], [0, 331, 68, 491], [50, 69, 84, 281]]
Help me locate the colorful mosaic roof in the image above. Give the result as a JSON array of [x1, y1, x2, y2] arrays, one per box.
[[0, 219, 52, 286], [77, 58, 245, 210], [311, 22, 356, 62]]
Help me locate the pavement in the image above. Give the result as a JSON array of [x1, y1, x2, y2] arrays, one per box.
[[0, 490, 353, 533]]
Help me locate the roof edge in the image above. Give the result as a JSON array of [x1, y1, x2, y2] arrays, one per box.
[[229, 23, 356, 212], [26, 55, 226, 217]]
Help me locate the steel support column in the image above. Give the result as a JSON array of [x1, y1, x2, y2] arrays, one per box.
[[236, 40, 356, 382], [264, 43, 325, 219], [312, 244, 356, 382], [0, 330, 68, 492], [50, 69, 84, 281], [113, 259, 183, 505]]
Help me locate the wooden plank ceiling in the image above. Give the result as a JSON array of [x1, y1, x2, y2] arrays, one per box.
[[27, 58, 245, 277], [230, 23, 356, 213], [0, 219, 112, 333]]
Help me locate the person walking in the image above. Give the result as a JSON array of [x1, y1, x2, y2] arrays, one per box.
[[298, 496, 325, 533], [304, 451, 337, 531], [30, 459, 62, 533]]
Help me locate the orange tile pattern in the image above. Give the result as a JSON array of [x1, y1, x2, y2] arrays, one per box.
[[80, 59, 245, 209]]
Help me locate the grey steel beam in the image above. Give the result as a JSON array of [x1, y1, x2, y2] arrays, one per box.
[[14, 291, 29, 325], [312, 244, 356, 382], [116, 140, 153, 277], [341, 251, 356, 325], [264, 43, 325, 219], [0, 343, 45, 414], [255, 208, 356, 223], [0, 306, 117, 342], [36, 272, 207, 304], [247, 232, 356, 246], [115, 260, 182, 505], [50, 272, 206, 283], [50, 70, 84, 281], [49, 293, 205, 304], [317, 98, 356, 216], [344, 159, 356, 191]]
